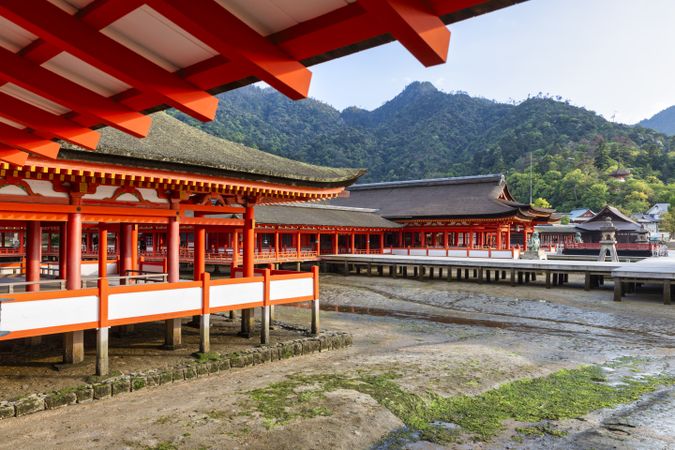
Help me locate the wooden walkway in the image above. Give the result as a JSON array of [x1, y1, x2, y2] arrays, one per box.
[[320, 254, 675, 305]]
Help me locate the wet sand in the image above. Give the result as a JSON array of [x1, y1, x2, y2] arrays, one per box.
[[0, 274, 672, 449]]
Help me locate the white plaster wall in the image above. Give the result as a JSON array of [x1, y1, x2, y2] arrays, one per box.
[[108, 287, 201, 320], [210, 282, 263, 307], [0, 296, 98, 331], [269, 278, 313, 301]]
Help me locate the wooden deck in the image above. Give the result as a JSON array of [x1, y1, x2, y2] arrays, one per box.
[[320, 254, 675, 304]]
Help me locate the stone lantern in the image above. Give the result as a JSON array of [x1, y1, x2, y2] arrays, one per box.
[[598, 217, 619, 262]]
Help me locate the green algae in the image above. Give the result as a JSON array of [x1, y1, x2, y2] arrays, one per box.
[[248, 363, 674, 443]]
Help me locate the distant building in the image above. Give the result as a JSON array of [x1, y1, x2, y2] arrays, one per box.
[[633, 203, 671, 241], [608, 167, 631, 182], [537, 206, 655, 257], [566, 208, 595, 223]]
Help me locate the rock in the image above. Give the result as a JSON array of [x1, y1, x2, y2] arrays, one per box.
[[158, 370, 173, 385], [44, 391, 77, 410], [172, 368, 185, 382], [131, 377, 146, 391], [196, 364, 209, 377], [184, 366, 197, 380], [217, 359, 231, 372], [111, 378, 131, 396], [14, 395, 44, 416], [75, 386, 94, 403], [93, 383, 112, 400], [0, 402, 15, 420]]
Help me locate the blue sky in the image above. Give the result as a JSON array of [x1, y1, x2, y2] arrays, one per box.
[[302, 0, 675, 124]]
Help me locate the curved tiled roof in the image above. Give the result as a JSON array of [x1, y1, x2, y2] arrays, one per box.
[[255, 204, 401, 229], [329, 174, 554, 220], [59, 112, 364, 188]]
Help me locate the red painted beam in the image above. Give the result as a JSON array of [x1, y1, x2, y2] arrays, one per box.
[[0, 92, 99, 150], [0, 46, 150, 138], [147, 0, 312, 100], [1, 0, 218, 122], [0, 123, 60, 159], [0, 146, 29, 166], [358, 0, 450, 66]]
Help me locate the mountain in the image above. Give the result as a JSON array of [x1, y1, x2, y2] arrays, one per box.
[[169, 82, 675, 213], [639, 106, 675, 136]]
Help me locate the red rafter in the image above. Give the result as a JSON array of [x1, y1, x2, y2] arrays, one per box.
[[0, 46, 150, 138], [0, 123, 60, 159], [0, 92, 99, 150], [147, 0, 312, 100], [1, 0, 218, 122], [0, 146, 29, 166], [358, 0, 450, 66]]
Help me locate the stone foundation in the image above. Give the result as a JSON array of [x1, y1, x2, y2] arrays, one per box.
[[0, 331, 352, 420]]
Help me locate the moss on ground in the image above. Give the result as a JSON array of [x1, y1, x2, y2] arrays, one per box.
[[248, 363, 674, 443]]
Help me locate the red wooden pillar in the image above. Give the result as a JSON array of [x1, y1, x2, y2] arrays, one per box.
[[167, 219, 179, 282], [66, 214, 81, 291], [379, 232, 384, 253], [232, 231, 239, 268], [241, 205, 256, 336], [316, 232, 321, 255], [243, 207, 255, 277], [496, 227, 502, 250], [131, 224, 138, 273], [58, 223, 67, 280], [507, 225, 512, 249], [333, 233, 339, 254], [26, 221, 41, 292], [350, 232, 355, 254], [164, 213, 181, 349], [296, 231, 302, 256], [119, 223, 133, 278], [443, 231, 449, 249], [63, 210, 84, 364], [420, 232, 426, 248], [365, 233, 370, 254], [274, 230, 280, 258], [194, 225, 206, 281], [98, 223, 108, 279]]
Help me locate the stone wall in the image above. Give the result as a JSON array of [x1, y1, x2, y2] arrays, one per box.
[[0, 331, 352, 420]]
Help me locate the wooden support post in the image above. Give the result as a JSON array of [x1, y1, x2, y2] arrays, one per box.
[[664, 281, 671, 305], [26, 221, 40, 292], [64, 211, 83, 364], [477, 268, 483, 283], [524, 272, 530, 283], [241, 204, 256, 338], [59, 223, 67, 280], [531, 272, 536, 282], [96, 327, 109, 376], [98, 223, 108, 279], [261, 269, 271, 345], [311, 266, 320, 336], [510, 269, 515, 286], [546, 271, 551, 289], [200, 273, 211, 353], [486, 270, 491, 282], [517, 271, 523, 285], [464, 268, 469, 280], [584, 272, 591, 291], [614, 278, 622, 302], [64, 329, 84, 366], [165, 214, 181, 349]]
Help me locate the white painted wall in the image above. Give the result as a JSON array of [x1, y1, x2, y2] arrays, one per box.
[[108, 287, 201, 320], [0, 296, 98, 331], [210, 281, 263, 308], [269, 278, 313, 301]]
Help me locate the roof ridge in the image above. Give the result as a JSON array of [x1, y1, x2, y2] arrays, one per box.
[[349, 174, 504, 190]]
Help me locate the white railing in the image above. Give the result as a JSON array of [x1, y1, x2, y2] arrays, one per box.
[[0, 267, 318, 341]]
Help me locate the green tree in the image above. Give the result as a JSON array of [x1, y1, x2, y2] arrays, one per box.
[[560, 215, 571, 225], [660, 211, 675, 234], [533, 197, 552, 208]]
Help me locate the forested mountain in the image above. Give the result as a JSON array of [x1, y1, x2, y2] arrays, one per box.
[[639, 106, 675, 136], [169, 82, 675, 213]]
